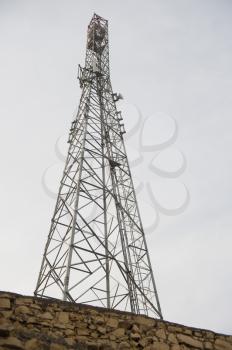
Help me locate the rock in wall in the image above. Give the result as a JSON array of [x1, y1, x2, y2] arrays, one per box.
[[0, 291, 231, 350]]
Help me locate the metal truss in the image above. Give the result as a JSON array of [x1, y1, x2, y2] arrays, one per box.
[[35, 13, 163, 319]]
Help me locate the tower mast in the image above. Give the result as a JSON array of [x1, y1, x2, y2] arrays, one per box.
[[35, 14, 162, 319]]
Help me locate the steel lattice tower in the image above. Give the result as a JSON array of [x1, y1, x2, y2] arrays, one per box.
[[35, 14, 162, 319]]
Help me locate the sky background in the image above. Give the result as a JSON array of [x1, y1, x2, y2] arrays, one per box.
[[0, 0, 232, 334]]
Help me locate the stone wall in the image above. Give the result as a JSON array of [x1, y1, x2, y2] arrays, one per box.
[[0, 291, 231, 350]]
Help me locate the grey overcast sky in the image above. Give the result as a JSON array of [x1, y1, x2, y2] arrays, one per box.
[[0, 0, 231, 334]]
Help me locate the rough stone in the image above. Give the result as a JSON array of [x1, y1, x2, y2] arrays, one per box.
[[15, 305, 32, 315], [135, 316, 155, 327], [106, 318, 118, 329], [25, 338, 43, 350], [156, 328, 166, 340], [1, 310, 12, 318], [194, 331, 202, 337], [0, 298, 11, 309], [139, 336, 153, 347], [118, 320, 131, 330], [111, 328, 125, 338], [0, 324, 11, 337], [53, 322, 67, 330], [0, 336, 23, 349], [40, 311, 53, 320], [168, 333, 178, 344], [99, 344, 114, 350], [64, 328, 74, 336], [167, 326, 183, 333], [97, 326, 106, 335], [183, 329, 192, 335], [64, 338, 76, 346], [15, 298, 33, 305], [146, 329, 157, 337], [90, 331, 99, 338], [89, 323, 96, 330], [109, 334, 116, 341], [0, 293, 12, 299], [205, 331, 215, 339], [95, 316, 105, 325], [177, 334, 203, 349], [77, 328, 90, 336], [118, 342, 130, 349], [156, 322, 166, 330], [204, 341, 213, 350], [50, 344, 66, 350], [215, 339, 232, 350], [146, 343, 169, 350], [57, 311, 69, 323], [130, 332, 141, 341], [171, 345, 181, 350], [86, 344, 99, 350], [131, 324, 140, 333]]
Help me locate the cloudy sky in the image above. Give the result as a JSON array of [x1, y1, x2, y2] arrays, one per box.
[[0, 0, 231, 334]]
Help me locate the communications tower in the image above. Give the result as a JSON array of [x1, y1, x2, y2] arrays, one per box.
[[35, 14, 162, 319]]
